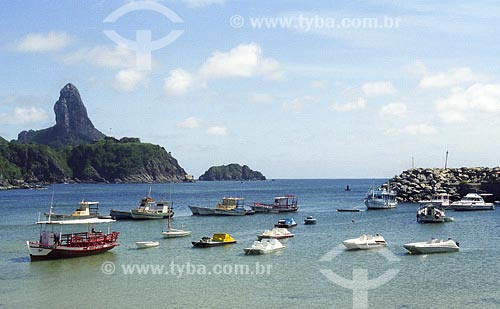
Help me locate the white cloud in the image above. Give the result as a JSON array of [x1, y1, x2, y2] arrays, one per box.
[[403, 123, 437, 135], [206, 126, 227, 135], [17, 31, 74, 52], [361, 81, 395, 96], [419, 67, 481, 89], [380, 103, 407, 117], [198, 43, 282, 80], [164, 69, 195, 96], [183, 0, 225, 7], [177, 117, 201, 129], [0, 107, 47, 125], [436, 83, 500, 123], [330, 97, 366, 112], [114, 69, 148, 92], [60, 45, 135, 69], [164, 43, 282, 96]]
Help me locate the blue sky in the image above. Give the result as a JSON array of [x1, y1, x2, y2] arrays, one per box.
[[1, 0, 500, 178]]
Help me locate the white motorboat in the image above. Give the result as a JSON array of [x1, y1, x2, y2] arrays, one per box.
[[304, 216, 317, 225], [244, 239, 286, 255], [417, 203, 449, 223], [418, 193, 451, 208], [364, 184, 397, 209], [136, 241, 160, 249], [403, 238, 459, 254], [162, 214, 191, 238], [450, 193, 495, 211], [257, 227, 294, 240], [342, 234, 387, 250]]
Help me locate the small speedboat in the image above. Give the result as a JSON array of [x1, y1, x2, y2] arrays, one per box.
[[404, 238, 459, 254], [342, 234, 387, 250], [192, 233, 237, 248], [136, 241, 159, 249], [275, 218, 297, 228], [257, 228, 294, 240], [304, 216, 317, 225], [244, 239, 286, 255]]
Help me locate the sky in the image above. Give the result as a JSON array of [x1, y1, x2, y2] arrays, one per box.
[[1, 0, 500, 179]]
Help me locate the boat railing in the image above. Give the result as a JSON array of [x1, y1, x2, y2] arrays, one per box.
[[58, 231, 119, 246]]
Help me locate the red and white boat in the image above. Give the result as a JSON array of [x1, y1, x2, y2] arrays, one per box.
[[26, 217, 120, 261]]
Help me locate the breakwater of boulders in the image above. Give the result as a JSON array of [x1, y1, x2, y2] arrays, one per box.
[[383, 167, 500, 202]]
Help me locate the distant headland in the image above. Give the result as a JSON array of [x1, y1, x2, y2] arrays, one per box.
[[199, 164, 266, 181]]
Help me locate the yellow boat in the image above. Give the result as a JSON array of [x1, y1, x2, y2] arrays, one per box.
[[192, 233, 237, 248]]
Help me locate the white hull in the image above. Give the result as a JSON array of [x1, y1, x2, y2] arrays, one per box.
[[162, 229, 192, 238], [451, 204, 494, 211], [365, 200, 397, 209], [189, 206, 200, 215], [196, 207, 216, 215], [244, 239, 286, 255], [136, 241, 159, 248], [342, 235, 387, 250], [404, 239, 459, 254]]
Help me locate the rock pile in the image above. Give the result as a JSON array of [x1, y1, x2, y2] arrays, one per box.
[[385, 167, 500, 202]]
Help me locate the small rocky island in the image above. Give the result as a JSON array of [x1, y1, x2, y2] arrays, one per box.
[[0, 83, 188, 189], [199, 163, 266, 181], [385, 167, 500, 202]]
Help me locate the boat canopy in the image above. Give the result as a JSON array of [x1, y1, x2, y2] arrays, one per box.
[[36, 218, 116, 225], [212, 233, 235, 242]]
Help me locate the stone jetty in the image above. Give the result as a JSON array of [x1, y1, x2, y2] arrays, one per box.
[[384, 167, 500, 202]]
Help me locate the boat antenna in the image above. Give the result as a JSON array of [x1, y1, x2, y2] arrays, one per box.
[[148, 185, 152, 198], [48, 190, 55, 222]]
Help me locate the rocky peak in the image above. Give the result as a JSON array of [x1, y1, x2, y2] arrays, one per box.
[[18, 83, 105, 148]]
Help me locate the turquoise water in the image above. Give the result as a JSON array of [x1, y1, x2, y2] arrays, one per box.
[[1, 180, 500, 308]]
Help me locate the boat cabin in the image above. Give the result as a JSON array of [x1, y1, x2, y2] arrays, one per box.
[[216, 197, 245, 211]]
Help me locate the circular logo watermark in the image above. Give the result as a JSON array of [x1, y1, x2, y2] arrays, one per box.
[[103, 1, 184, 71], [229, 15, 244, 28], [101, 261, 116, 275], [319, 244, 400, 308]]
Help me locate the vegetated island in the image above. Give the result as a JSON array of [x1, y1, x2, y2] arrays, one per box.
[[385, 167, 500, 202], [0, 83, 188, 189], [199, 163, 266, 181]]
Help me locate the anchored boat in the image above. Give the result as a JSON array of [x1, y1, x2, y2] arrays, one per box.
[[192, 233, 237, 248], [417, 203, 452, 223], [342, 234, 387, 250], [189, 197, 254, 216], [252, 195, 298, 213], [26, 217, 119, 261], [404, 238, 460, 254], [244, 239, 286, 255], [364, 184, 397, 209], [450, 193, 495, 211], [257, 227, 294, 240], [44, 200, 103, 219], [162, 212, 191, 238]]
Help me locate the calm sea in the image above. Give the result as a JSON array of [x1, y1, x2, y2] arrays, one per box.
[[1, 179, 499, 308]]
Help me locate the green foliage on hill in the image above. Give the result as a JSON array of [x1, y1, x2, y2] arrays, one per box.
[[0, 136, 186, 185], [199, 163, 266, 181]]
